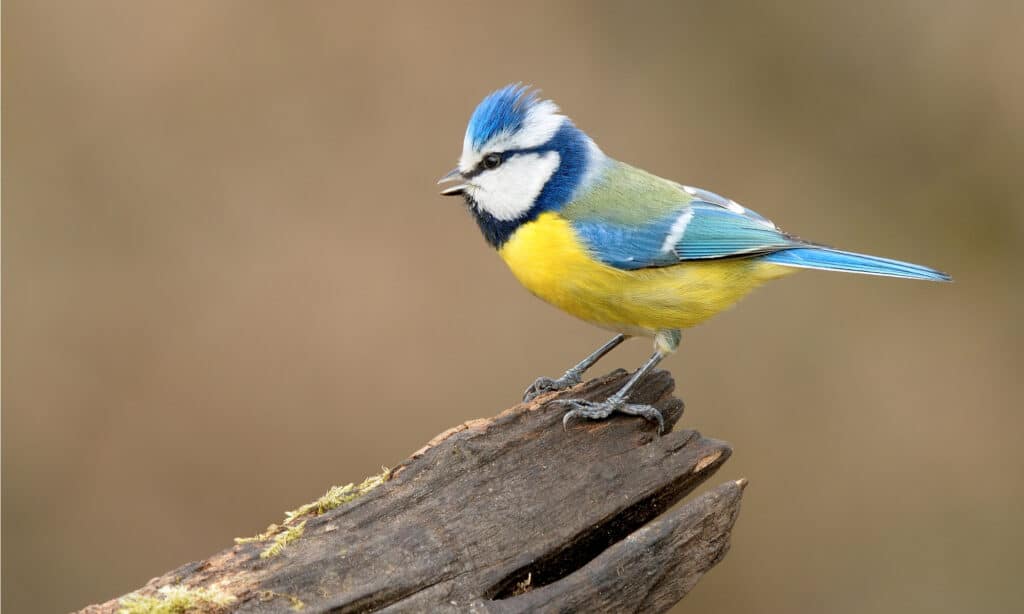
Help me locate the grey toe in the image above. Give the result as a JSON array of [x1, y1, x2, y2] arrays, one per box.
[[618, 403, 665, 434], [523, 373, 581, 402], [555, 398, 663, 434]]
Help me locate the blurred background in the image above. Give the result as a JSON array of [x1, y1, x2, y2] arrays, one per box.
[[4, 1, 1023, 612]]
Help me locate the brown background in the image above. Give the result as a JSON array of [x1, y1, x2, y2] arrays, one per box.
[[4, 2, 1023, 612]]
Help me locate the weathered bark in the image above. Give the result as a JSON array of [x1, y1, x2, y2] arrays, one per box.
[[79, 369, 745, 614]]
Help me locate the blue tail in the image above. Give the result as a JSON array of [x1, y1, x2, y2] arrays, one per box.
[[761, 247, 951, 281]]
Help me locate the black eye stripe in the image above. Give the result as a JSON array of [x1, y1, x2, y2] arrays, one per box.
[[461, 143, 548, 180], [462, 166, 485, 180], [463, 153, 504, 179]]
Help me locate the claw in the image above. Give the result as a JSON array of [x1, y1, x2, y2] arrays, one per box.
[[621, 404, 665, 434], [523, 373, 582, 402], [556, 398, 664, 435]]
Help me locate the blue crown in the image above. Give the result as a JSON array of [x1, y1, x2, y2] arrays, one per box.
[[466, 84, 540, 150]]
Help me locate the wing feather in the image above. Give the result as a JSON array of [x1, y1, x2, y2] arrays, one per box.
[[563, 163, 800, 270]]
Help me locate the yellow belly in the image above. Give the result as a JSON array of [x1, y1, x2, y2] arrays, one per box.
[[498, 212, 795, 335]]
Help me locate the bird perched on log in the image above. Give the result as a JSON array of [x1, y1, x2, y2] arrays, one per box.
[[439, 84, 950, 433]]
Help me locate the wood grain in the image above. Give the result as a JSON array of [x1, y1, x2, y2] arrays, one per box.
[[79, 370, 744, 614]]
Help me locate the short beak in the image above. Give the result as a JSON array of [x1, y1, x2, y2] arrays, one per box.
[[437, 167, 462, 184], [438, 167, 467, 196]]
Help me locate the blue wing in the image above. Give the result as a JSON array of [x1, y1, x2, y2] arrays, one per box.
[[571, 197, 799, 270], [563, 169, 950, 280]]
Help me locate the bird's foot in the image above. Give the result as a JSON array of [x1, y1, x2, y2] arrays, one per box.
[[557, 397, 664, 434], [523, 371, 582, 402]]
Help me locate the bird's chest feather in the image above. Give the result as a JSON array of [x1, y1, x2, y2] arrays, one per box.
[[497, 212, 643, 327], [499, 212, 596, 290], [497, 212, 791, 332]]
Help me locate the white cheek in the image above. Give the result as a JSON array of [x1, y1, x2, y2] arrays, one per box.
[[471, 152, 560, 221]]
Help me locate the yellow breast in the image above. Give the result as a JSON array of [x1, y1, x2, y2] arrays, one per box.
[[497, 212, 794, 335]]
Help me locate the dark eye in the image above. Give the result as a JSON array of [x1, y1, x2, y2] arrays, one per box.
[[482, 153, 502, 169]]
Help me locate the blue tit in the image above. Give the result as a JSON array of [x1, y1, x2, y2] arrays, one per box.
[[439, 84, 950, 433]]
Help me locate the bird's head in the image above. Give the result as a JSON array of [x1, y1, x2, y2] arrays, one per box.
[[439, 84, 601, 247]]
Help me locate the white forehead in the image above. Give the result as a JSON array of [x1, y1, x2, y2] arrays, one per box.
[[459, 100, 565, 173]]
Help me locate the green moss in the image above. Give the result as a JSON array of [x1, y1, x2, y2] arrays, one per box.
[[234, 467, 391, 556], [283, 468, 391, 524], [118, 585, 235, 614], [260, 520, 306, 559], [234, 524, 280, 545]]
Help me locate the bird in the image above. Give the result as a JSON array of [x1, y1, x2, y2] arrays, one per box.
[[439, 84, 950, 433]]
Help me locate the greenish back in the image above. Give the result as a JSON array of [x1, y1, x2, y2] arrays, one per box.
[[562, 160, 693, 225]]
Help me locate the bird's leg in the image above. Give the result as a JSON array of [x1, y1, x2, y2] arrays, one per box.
[[523, 334, 627, 402], [557, 330, 681, 434]]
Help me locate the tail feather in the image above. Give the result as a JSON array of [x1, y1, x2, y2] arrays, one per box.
[[761, 247, 951, 282]]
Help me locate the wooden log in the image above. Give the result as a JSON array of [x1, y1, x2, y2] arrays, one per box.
[[79, 369, 745, 614]]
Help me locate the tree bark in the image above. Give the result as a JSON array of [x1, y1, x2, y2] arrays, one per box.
[[79, 369, 745, 614]]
